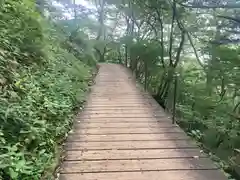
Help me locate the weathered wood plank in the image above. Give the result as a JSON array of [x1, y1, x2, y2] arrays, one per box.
[[67, 133, 190, 142], [65, 140, 198, 150], [61, 158, 218, 173], [79, 114, 165, 119], [64, 149, 206, 160], [70, 127, 183, 135], [74, 122, 174, 129], [60, 170, 227, 180]]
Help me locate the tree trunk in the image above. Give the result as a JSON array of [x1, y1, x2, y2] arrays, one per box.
[[125, 45, 128, 67], [96, 0, 105, 41], [206, 17, 220, 96], [157, 69, 166, 96], [168, 1, 176, 66], [118, 50, 122, 64], [155, 9, 165, 68], [144, 62, 148, 90], [99, 53, 105, 62], [160, 67, 174, 101], [172, 76, 178, 124], [73, 0, 77, 21], [233, 102, 240, 113]]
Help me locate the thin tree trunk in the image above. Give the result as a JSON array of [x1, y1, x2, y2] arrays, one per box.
[[206, 17, 220, 96], [160, 67, 174, 100], [96, 0, 105, 41], [73, 0, 77, 20], [157, 69, 166, 96], [172, 76, 178, 124], [99, 53, 105, 62], [233, 102, 240, 113], [174, 31, 185, 67], [169, 1, 176, 66], [118, 50, 122, 64], [125, 45, 128, 67], [144, 62, 148, 90], [155, 9, 165, 68]]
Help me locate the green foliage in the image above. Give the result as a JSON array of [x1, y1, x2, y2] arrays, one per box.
[[174, 50, 240, 176], [0, 0, 95, 179]]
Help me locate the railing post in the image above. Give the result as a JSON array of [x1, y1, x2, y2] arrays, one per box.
[[172, 74, 178, 124]]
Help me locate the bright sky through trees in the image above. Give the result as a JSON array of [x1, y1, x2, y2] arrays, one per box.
[[75, 0, 94, 8]]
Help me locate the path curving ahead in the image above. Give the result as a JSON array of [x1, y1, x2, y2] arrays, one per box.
[[59, 64, 227, 180]]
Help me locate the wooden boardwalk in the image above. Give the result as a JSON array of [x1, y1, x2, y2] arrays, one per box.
[[60, 64, 227, 180]]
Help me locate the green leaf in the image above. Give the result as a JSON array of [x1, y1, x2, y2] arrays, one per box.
[[9, 168, 18, 179], [16, 160, 25, 170]]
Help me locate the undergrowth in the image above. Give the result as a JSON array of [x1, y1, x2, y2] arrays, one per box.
[[0, 0, 96, 179]]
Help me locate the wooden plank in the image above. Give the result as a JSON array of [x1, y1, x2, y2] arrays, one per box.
[[75, 117, 171, 123], [82, 109, 156, 113], [61, 158, 218, 173], [90, 91, 146, 93], [81, 108, 161, 112], [83, 108, 164, 113], [87, 101, 148, 104], [88, 95, 145, 102], [87, 100, 154, 103], [60, 170, 227, 180], [65, 140, 198, 150], [67, 133, 190, 142], [64, 149, 206, 160], [84, 105, 158, 109], [70, 127, 183, 135], [75, 118, 171, 123], [84, 107, 160, 111], [88, 98, 151, 100], [86, 104, 159, 108], [85, 104, 159, 108], [88, 97, 154, 101], [79, 113, 165, 119], [90, 94, 151, 97], [74, 122, 174, 128], [81, 110, 164, 115]]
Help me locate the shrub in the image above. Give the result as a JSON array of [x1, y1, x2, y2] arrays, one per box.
[[0, 0, 95, 179]]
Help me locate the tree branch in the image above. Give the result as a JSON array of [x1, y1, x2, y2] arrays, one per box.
[[217, 15, 240, 24], [169, 1, 176, 66], [167, 0, 204, 67], [155, 8, 165, 68], [174, 30, 186, 68], [233, 101, 240, 112], [178, 2, 240, 9]]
